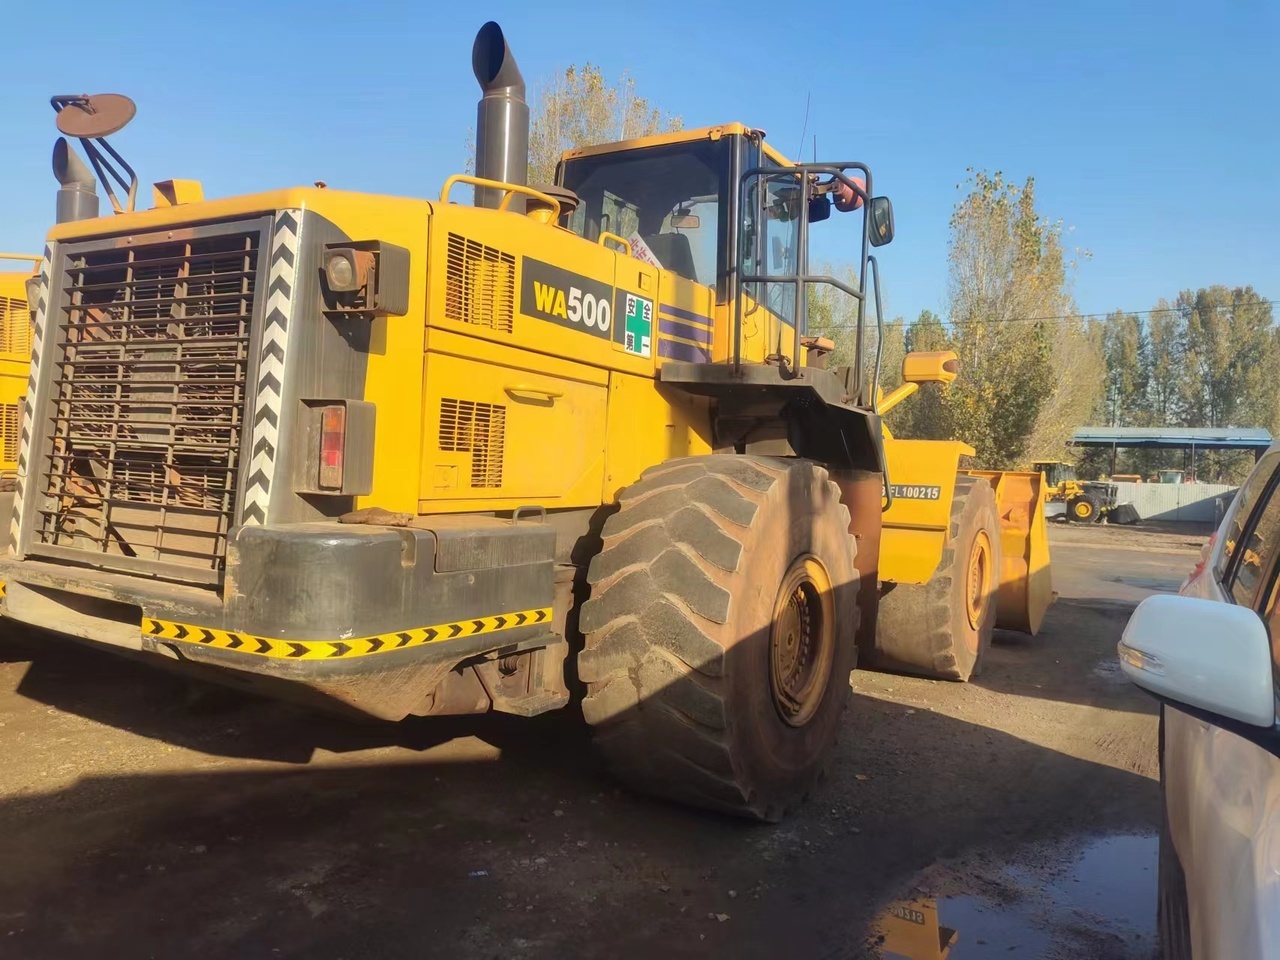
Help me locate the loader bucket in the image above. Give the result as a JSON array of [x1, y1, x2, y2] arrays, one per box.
[[961, 469, 1053, 635]]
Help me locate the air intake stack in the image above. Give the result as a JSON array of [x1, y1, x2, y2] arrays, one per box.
[[471, 22, 529, 212]]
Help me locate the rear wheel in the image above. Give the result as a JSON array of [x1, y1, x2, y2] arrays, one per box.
[[866, 475, 1000, 681], [577, 455, 859, 821]]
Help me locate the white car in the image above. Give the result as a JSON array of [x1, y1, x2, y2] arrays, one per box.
[[1119, 446, 1280, 959]]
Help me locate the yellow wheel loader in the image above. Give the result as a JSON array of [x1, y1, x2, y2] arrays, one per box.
[[0, 23, 1049, 821], [1032, 459, 1118, 524], [0, 255, 40, 485]]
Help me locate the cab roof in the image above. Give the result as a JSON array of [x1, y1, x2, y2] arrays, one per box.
[[560, 123, 794, 169]]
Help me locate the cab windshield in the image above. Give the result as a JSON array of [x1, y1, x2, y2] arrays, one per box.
[[559, 139, 730, 289]]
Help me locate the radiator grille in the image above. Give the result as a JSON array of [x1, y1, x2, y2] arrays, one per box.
[[439, 398, 505, 488], [33, 226, 262, 579], [0, 402, 18, 465], [0, 297, 31, 357], [444, 233, 515, 333]]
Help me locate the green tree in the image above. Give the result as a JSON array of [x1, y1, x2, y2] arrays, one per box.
[[936, 171, 1089, 467], [527, 65, 682, 185], [1143, 298, 1184, 426], [1179, 285, 1276, 428], [1100, 310, 1145, 426], [891, 310, 951, 439]]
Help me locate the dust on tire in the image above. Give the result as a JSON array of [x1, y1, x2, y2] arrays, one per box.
[[577, 455, 860, 821]]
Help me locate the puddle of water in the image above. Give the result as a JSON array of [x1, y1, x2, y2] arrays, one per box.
[[871, 834, 1157, 959]]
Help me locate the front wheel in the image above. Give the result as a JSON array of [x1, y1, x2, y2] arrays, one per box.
[[1067, 494, 1098, 523], [577, 456, 860, 821], [866, 475, 1001, 681]]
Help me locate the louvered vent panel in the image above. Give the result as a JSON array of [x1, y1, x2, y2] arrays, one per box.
[[439, 398, 506, 488], [444, 234, 515, 333], [0, 403, 18, 465], [0, 297, 31, 357]]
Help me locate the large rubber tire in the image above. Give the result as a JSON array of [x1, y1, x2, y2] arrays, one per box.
[[1066, 494, 1099, 523], [866, 475, 1000, 682], [577, 455, 860, 822]]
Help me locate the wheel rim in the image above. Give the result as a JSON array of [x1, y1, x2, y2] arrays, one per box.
[[1074, 500, 1093, 519], [769, 555, 836, 728], [964, 530, 993, 639]]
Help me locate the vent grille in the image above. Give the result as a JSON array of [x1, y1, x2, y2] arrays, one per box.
[[444, 233, 515, 333], [0, 402, 18, 465], [439, 398, 505, 488], [33, 225, 261, 580], [0, 297, 31, 357]]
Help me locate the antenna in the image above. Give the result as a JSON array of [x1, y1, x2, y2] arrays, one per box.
[[51, 94, 139, 214], [795, 91, 810, 163]]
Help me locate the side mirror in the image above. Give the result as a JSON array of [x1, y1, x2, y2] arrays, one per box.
[[869, 196, 895, 247], [1119, 594, 1276, 727], [808, 196, 831, 223]]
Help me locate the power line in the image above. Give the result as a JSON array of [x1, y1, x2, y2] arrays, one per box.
[[947, 299, 1280, 326], [812, 299, 1280, 330]]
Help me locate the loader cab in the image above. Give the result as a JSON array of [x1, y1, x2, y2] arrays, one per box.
[[557, 126, 891, 393], [1033, 460, 1077, 488]]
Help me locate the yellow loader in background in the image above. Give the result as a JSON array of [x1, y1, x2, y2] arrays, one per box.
[[0, 255, 40, 485], [870, 352, 1053, 680]]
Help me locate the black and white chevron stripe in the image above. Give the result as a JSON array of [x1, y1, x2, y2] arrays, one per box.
[[242, 210, 300, 526], [9, 247, 52, 552]]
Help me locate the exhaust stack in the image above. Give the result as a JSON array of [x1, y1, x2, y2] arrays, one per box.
[[52, 137, 100, 223], [471, 21, 528, 211]]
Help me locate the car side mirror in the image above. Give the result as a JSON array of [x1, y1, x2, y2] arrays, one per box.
[[1119, 594, 1276, 727], [808, 196, 831, 224], [869, 196, 894, 247]]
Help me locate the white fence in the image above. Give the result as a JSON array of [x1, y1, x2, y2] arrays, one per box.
[[1112, 482, 1237, 523]]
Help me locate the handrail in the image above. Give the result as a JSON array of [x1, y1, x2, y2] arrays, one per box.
[[598, 232, 632, 256], [0, 254, 41, 265], [867, 254, 884, 411], [734, 161, 873, 381], [438, 175, 562, 220]]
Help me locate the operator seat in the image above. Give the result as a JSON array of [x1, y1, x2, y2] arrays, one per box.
[[642, 232, 698, 284]]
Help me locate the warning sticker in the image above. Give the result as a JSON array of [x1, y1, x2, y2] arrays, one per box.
[[621, 293, 653, 358]]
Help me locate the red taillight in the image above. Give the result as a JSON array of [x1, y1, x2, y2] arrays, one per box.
[[319, 405, 346, 490]]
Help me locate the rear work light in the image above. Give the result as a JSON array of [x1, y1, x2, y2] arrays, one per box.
[[319, 404, 346, 490]]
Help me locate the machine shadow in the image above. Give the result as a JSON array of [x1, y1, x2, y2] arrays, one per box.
[[974, 596, 1159, 714], [0, 623, 598, 768], [0, 610, 1162, 960]]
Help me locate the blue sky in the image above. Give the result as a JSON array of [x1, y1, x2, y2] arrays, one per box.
[[2, 0, 1275, 322]]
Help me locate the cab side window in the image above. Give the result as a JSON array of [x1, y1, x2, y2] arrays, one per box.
[[1227, 459, 1280, 606]]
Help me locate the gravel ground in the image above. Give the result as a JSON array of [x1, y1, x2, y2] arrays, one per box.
[[0, 526, 1191, 959]]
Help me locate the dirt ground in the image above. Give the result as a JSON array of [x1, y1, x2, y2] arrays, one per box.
[[0, 524, 1204, 959]]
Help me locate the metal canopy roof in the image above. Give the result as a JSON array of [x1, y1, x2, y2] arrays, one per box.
[[1070, 426, 1273, 451]]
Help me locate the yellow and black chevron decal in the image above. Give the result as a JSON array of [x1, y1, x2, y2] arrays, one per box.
[[141, 607, 551, 661]]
